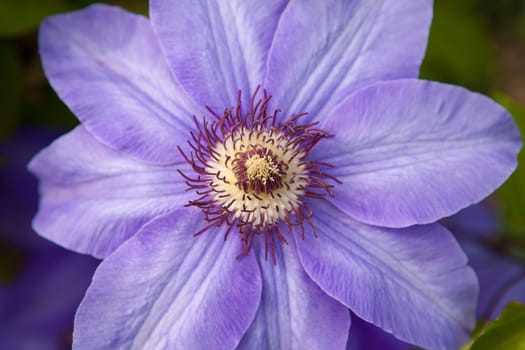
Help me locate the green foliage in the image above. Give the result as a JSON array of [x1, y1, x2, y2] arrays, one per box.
[[0, 1, 149, 139], [420, 0, 496, 92], [494, 93, 525, 238], [466, 303, 525, 350], [0, 43, 21, 139], [0, 239, 23, 284], [110, 0, 148, 15], [473, 0, 525, 32], [0, 1, 147, 37], [0, 0, 72, 36]]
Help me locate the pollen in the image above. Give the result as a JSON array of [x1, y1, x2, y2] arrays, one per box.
[[178, 88, 339, 262], [245, 155, 277, 185]]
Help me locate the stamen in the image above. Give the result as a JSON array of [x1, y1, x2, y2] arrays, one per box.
[[178, 88, 338, 263], [246, 155, 277, 184]]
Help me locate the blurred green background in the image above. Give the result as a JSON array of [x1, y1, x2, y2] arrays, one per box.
[[0, 0, 524, 348]]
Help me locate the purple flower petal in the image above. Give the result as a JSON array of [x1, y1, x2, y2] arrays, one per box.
[[461, 240, 525, 320], [28, 127, 190, 258], [39, 4, 199, 164], [0, 128, 61, 252], [314, 79, 521, 228], [265, 0, 432, 121], [0, 249, 98, 350], [347, 314, 411, 350], [443, 203, 498, 239], [238, 238, 350, 349], [297, 199, 478, 350], [150, 0, 288, 111], [74, 210, 261, 349], [444, 204, 525, 320]]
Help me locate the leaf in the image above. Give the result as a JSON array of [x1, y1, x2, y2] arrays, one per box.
[[470, 303, 525, 350]]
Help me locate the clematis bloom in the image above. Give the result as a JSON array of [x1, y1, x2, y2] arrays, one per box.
[[30, 1, 521, 349]]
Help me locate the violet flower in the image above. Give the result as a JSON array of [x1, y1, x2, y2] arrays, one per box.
[[0, 247, 98, 350], [29, 2, 521, 349], [347, 313, 412, 350], [443, 204, 525, 321], [0, 130, 99, 350]]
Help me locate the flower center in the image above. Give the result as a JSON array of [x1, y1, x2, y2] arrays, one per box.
[[178, 88, 339, 262], [245, 154, 277, 186], [233, 146, 283, 193]]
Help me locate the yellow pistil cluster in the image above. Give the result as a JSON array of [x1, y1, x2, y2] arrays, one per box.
[[245, 155, 278, 185]]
